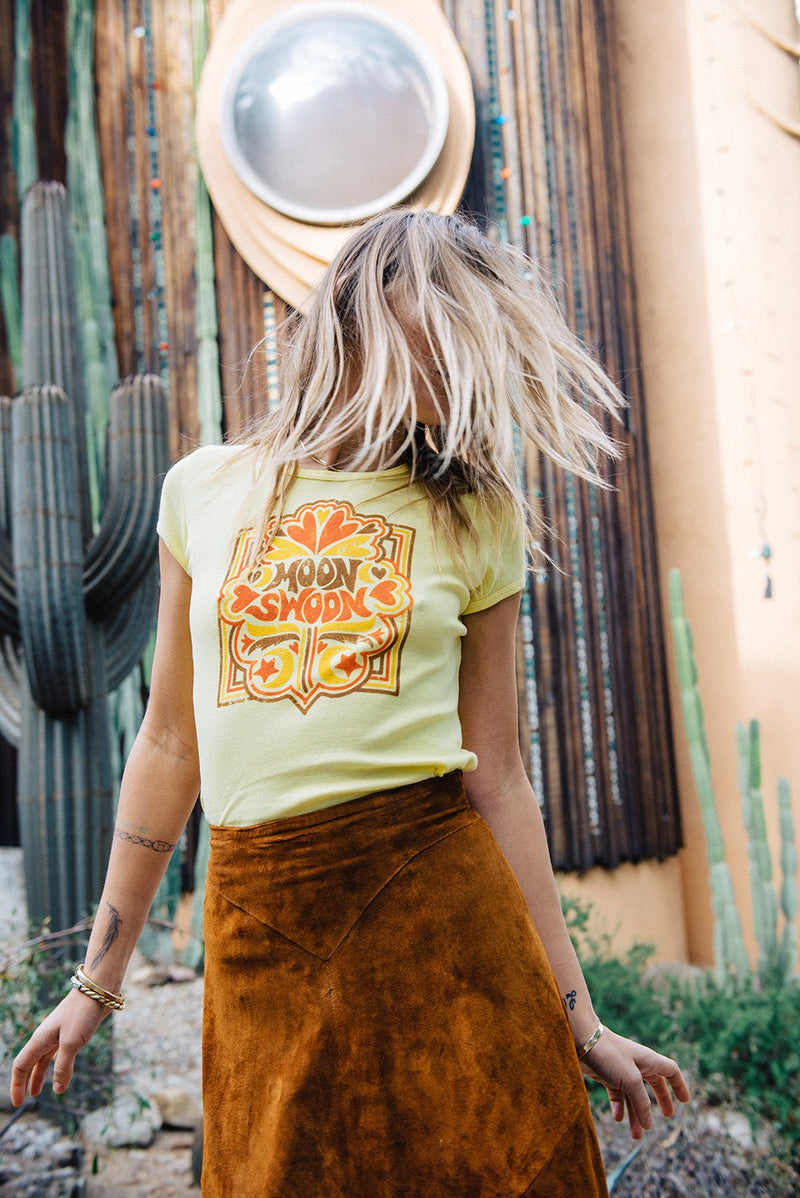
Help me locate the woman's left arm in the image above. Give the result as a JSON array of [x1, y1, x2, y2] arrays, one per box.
[[459, 592, 690, 1139]]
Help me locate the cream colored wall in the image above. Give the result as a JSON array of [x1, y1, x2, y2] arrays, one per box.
[[566, 0, 800, 966], [558, 859, 689, 963]]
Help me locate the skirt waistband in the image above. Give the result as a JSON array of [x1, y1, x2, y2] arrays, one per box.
[[205, 771, 478, 956], [207, 770, 467, 848]]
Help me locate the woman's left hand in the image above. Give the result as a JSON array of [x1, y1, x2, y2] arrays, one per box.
[[578, 1026, 690, 1139]]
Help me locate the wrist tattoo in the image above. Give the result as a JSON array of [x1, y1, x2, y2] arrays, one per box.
[[90, 901, 123, 970], [564, 990, 577, 1011], [114, 827, 177, 854]]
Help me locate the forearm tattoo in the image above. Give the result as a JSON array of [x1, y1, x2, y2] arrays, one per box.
[[564, 990, 577, 1011], [90, 901, 123, 971], [114, 827, 177, 854]]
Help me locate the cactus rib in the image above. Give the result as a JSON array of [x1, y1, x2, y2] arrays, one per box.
[[8, 182, 168, 928], [12, 385, 89, 715], [0, 399, 18, 637], [21, 182, 93, 547], [103, 563, 160, 692], [0, 638, 22, 745], [669, 568, 750, 984], [778, 778, 797, 978], [83, 375, 169, 620]]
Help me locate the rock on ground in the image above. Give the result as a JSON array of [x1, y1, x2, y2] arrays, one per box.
[[0, 1111, 85, 1196], [594, 1103, 798, 1197]]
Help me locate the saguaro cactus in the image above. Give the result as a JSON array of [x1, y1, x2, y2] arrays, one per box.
[[778, 778, 797, 979], [668, 568, 750, 986], [737, 722, 799, 982], [0, 181, 168, 929], [737, 719, 779, 977]]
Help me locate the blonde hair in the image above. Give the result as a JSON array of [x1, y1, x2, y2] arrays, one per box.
[[233, 207, 626, 564]]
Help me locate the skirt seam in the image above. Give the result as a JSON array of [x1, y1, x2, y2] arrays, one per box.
[[518, 1111, 607, 1196], [205, 813, 482, 963], [205, 880, 330, 960], [327, 812, 482, 959]]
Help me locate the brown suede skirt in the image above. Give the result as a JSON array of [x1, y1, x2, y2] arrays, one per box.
[[202, 772, 608, 1197]]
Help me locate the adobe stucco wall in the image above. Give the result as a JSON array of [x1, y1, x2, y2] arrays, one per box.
[[561, 0, 800, 966]]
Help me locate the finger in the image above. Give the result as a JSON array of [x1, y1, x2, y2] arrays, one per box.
[[606, 1085, 625, 1124], [644, 1055, 691, 1104], [646, 1073, 676, 1118], [51, 1041, 79, 1096], [622, 1073, 653, 1135], [10, 1036, 52, 1107], [9, 1061, 33, 1108], [625, 1094, 648, 1140], [28, 1054, 55, 1099]]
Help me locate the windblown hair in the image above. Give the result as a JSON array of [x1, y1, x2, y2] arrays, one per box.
[[233, 207, 626, 565]]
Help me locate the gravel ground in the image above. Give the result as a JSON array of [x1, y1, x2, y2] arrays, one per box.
[[83, 955, 203, 1196], [1, 962, 797, 1196], [592, 1104, 797, 1197]]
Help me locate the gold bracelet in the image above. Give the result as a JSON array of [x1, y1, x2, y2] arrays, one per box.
[[576, 1022, 604, 1059], [70, 964, 126, 1011], [75, 964, 125, 1004]]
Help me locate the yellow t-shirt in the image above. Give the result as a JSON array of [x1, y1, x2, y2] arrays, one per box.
[[156, 444, 524, 826]]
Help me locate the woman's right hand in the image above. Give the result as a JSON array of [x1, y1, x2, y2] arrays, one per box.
[[11, 543, 200, 1112], [10, 989, 110, 1105]]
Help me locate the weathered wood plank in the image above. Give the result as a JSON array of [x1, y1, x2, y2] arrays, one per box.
[[95, 0, 137, 378], [0, 0, 18, 396], [30, 0, 67, 184], [152, 0, 200, 454]]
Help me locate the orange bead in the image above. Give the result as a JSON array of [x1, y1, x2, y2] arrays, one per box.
[[500, 167, 512, 179], [150, 178, 161, 189]]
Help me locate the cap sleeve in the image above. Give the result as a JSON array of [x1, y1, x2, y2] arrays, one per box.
[[156, 456, 190, 574], [463, 501, 526, 615]]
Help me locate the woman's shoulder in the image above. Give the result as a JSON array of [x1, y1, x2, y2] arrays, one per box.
[[165, 442, 253, 492], [461, 488, 525, 540]]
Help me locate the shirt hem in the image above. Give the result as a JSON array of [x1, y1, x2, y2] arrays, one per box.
[[462, 579, 524, 616]]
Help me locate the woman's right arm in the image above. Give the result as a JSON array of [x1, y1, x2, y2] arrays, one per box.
[[10, 540, 200, 1106]]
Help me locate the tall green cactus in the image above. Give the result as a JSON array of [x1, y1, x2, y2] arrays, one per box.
[[0, 181, 168, 929], [668, 568, 750, 986], [737, 719, 779, 977], [778, 778, 797, 979]]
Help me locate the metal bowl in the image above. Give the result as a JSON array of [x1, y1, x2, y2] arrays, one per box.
[[219, 0, 450, 225]]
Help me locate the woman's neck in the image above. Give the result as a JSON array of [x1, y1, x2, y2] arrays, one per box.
[[298, 430, 407, 473]]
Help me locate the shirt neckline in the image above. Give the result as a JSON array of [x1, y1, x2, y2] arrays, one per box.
[[296, 464, 411, 481]]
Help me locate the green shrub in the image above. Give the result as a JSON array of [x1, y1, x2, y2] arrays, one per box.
[[564, 895, 800, 1153], [665, 972, 800, 1143], [0, 921, 113, 1130]]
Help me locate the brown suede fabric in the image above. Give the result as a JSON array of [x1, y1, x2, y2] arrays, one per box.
[[202, 773, 608, 1197]]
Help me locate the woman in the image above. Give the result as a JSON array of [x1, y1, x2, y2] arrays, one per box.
[[11, 210, 688, 1196]]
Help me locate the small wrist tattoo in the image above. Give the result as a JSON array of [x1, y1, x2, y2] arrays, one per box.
[[564, 990, 577, 1011], [114, 827, 177, 854], [90, 901, 123, 971]]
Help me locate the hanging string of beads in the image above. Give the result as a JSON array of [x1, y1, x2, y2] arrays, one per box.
[[483, 0, 510, 242], [482, 0, 544, 806], [263, 289, 281, 412], [556, 16, 620, 816], [140, 0, 170, 395], [123, 2, 145, 371]]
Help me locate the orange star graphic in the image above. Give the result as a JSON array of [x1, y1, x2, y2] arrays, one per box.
[[254, 658, 280, 683], [337, 652, 361, 678]]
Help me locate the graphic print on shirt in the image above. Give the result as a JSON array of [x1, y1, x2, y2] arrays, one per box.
[[217, 500, 415, 713]]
